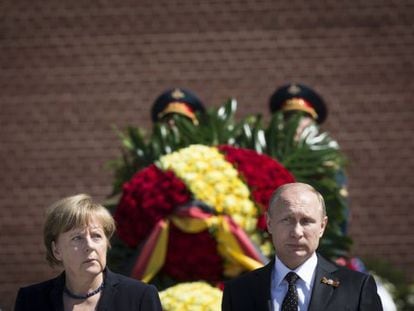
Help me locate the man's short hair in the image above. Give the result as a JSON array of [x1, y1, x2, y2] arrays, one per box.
[[268, 182, 326, 217]]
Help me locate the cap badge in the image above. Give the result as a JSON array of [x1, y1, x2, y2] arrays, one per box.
[[287, 84, 301, 95], [171, 88, 185, 100]]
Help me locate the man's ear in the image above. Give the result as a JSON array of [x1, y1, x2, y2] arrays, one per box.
[[52, 241, 62, 261], [266, 212, 272, 232], [319, 216, 328, 237]]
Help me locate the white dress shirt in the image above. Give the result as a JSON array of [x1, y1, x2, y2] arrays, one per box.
[[270, 253, 318, 311]]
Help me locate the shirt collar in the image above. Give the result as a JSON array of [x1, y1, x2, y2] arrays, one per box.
[[274, 253, 318, 287]]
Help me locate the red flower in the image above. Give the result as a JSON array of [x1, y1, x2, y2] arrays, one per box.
[[256, 214, 267, 231], [114, 145, 296, 282], [115, 165, 192, 247], [218, 145, 295, 213], [162, 222, 223, 282]]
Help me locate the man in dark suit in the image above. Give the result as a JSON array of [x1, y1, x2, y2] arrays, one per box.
[[222, 183, 382, 311]]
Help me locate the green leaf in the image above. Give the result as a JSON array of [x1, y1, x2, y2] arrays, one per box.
[[108, 99, 352, 261]]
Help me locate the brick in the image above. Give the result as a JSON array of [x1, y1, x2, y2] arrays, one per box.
[[1, 1, 413, 310]]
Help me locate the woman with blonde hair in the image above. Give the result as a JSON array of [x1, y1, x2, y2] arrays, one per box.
[[15, 194, 162, 311]]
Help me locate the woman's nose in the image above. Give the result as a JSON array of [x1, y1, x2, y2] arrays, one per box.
[[84, 235, 95, 250]]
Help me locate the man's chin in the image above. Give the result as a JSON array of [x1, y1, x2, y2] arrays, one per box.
[[287, 246, 308, 256], [289, 250, 311, 263], [279, 252, 310, 269]]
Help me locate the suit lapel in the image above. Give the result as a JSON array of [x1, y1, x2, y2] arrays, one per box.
[[253, 260, 273, 311], [97, 269, 119, 311], [308, 255, 338, 311], [49, 272, 65, 311]]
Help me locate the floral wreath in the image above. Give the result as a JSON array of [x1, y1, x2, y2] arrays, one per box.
[[115, 144, 295, 282], [108, 99, 351, 310]]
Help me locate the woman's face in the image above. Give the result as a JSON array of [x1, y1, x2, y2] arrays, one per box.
[[52, 219, 108, 278]]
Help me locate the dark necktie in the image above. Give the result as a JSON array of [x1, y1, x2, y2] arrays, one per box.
[[281, 272, 299, 311]]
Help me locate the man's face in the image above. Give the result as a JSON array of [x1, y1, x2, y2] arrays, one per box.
[[294, 116, 314, 141], [266, 185, 327, 269], [159, 113, 196, 128]]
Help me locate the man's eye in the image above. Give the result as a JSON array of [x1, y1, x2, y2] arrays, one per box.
[[301, 218, 313, 225], [72, 236, 82, 241]]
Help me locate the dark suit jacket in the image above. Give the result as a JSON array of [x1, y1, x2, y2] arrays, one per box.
[[14, 268, 162, 311], [222, 255, 383, 311]]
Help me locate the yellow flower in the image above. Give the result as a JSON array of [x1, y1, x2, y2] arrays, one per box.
[[158, 145, 258, 233], [160, 282, 222, 311]]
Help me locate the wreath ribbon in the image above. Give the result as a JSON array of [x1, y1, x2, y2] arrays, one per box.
[[131, 207, 266, 282]]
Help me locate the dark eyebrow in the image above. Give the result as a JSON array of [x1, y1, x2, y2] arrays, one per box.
[[277, 213, 294, 220]]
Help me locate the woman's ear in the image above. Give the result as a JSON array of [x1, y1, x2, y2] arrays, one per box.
[[52, 241, 62, 261]]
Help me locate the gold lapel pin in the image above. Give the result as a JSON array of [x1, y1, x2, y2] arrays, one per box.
[[321, 277, 340, 287]]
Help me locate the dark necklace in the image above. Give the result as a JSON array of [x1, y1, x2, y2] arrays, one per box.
[[64, 282, 104, 300]]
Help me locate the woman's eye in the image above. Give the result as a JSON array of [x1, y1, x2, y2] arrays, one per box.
[[72, 235, 82, 241]]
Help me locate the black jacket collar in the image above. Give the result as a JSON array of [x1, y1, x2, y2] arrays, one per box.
[[47, 268, 120, 311]]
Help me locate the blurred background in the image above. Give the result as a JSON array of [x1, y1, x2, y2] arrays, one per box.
[[0, 1, 413, 310]]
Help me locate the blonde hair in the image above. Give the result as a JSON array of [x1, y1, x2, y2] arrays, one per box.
[[43, 194, 115, 267]]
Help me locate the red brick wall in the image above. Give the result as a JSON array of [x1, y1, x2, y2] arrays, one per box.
[[1, 1, 413, 309]]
